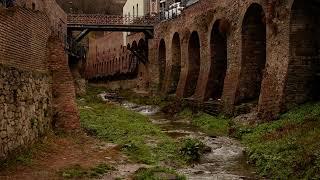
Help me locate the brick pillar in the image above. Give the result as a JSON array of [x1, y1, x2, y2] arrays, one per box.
[[176, 30, 190, 98], [194, 30, 210, 101], [48, 36, 80, 131]]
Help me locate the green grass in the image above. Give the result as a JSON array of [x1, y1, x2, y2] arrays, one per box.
[[118, 89, 171, 108], [133, 166, 186, 180], [233, 102, 320, 179], [59, 163, 115, 179], [78, 86, 186, 165], [178, 108, 230, 137]]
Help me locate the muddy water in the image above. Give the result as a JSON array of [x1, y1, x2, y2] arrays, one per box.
[[119, 101, 259, 180]]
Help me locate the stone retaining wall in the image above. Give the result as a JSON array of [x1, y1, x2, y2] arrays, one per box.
[[0, 65, 52, 160]]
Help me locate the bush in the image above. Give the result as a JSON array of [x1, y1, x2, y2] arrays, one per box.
[[179, 138, 206, 162]]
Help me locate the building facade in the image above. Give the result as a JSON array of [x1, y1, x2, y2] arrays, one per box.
[[123, 0, 151, 45]]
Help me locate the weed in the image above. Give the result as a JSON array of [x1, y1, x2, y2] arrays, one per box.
[[179, 138, 206, 163]]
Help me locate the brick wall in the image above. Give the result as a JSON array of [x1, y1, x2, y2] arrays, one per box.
[[149, 0, 315, 120], [86, 32, 132, 79], [0, 0, 77, 160], [44, 0, 67, 40], [84, 0, 319, 120], [0, 7, 52, 160], [48, 37, 80, 130], [86, 32, 149, 91], [0, 7, 50, 72]]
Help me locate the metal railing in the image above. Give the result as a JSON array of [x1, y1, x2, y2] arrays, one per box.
[[0, 0, 15, 8], [67, 14, 160, 26], [65, 36, 87, 58]]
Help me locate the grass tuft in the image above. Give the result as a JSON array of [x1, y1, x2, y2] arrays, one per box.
[[233, 102, 320, 179]]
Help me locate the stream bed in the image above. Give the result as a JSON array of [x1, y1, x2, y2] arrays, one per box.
[[101, 93, 259, 179]]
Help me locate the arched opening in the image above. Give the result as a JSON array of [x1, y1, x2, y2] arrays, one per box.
[[138, 39, 147, 61], [284, 0, 320, 109], [206, 20, 228, 101], [237, 3, 266, 105], [158, 39, 166, 90], [185, 31, 201, 97], [168, 32, 182, 94]]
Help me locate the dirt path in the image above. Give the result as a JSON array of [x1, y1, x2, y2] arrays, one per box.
[[0, 132, 145, 180]]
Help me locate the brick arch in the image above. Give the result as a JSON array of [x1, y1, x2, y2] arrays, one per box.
[[138, 38, 146, 49], [132, 41, 138, 50], [184, 31, 201, 98], [283, 0, 320, 109], [236, 3, 266, 105], [158, 39, 166, 91], [167, 32, 182, 94], [205, 19, 228, 101]]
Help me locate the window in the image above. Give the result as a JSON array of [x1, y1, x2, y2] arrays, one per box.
[[137, 4, 138, 16]]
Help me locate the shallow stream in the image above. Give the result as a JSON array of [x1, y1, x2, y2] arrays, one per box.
[[101, 93, 259, 179]]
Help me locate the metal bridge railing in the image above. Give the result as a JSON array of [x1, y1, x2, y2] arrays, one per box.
[[0, 0, 15, 8], [67, 14, 160, 26]]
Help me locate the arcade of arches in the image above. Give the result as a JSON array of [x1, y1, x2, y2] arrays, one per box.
[[150, 0, 319, 120], [84, 0, 319, 121]]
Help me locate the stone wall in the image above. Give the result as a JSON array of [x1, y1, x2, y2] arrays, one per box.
[[0, 7, 52, 160], [0, 65, 52, 160], [0, 0, 79, 160]]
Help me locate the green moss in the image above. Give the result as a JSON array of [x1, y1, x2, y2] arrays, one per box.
[[235, 102, 320, 179], [133, 166, 186, 180]]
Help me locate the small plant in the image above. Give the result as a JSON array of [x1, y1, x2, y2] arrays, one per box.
[[180, 138, 206, 162]]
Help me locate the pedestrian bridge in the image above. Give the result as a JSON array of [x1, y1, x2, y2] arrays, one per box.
[[67, 14, 158, 37]]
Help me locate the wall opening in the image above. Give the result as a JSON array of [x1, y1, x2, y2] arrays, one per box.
[[158, 39, 166, 91], [284, 0, 320, 109], [168, 32, 181, 94], [206, 20, 228, 101], [237, 3, 266, 105], [138, 39, 147, 60], [184, 31, 201, 97]]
